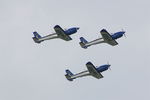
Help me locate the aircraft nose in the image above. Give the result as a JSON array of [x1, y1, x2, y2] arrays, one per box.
[[121, 31, 126, 37], [106, 64, 110, 69], [108, 64, 111, 68], [122, 31, 125, 34], [76, 27, 80, 30], [107, 64, 111, 70]]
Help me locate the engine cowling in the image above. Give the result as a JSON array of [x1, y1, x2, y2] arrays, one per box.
[[65, 27, 79, 35]]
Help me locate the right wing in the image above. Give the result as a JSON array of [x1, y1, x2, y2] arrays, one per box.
[[54, 25, 72, 41], [86, 62, 103, 79], [100, 29, 118, 46]]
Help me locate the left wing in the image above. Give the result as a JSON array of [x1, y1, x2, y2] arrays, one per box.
[[100, 29, 118, 46], [54, 25, 72, 41], [86, 62, 103, 79]]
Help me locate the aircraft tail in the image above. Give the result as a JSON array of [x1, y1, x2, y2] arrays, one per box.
[[65, 69, 74, 81], [32, 31, 42, 43], [80, 37, 88, 43], [79, 37, 88, 49]]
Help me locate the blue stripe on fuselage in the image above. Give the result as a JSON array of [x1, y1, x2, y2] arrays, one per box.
[[65, 27, 79, 35], [96, 65, 110, 72], [111, 31, 125, 40]]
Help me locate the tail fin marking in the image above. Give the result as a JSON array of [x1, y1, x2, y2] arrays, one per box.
[[33, 31, 42, 39], [80, 37, 88, 43], [79, 37, 88, 49], [65, 69, 74, 81]]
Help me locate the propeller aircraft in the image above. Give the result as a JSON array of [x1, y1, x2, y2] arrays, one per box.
[[32, 25, 79, 43], [79, 29, 125, 48], [65, 61, 111, 81]]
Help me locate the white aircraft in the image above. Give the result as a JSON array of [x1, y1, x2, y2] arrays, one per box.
[[65, 62, 111, 81], [79, 29, 125, 48], [32, 25, 79, 43]]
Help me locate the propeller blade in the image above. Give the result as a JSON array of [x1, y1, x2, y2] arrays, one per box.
[[107, 61, 111, 70], [124, 33, 126, 38], [107, 61, 110, 65], [121, 29, 126, 38], [109, 67, 111, 70]]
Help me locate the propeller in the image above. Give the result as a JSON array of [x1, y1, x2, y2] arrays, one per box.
[[107, 61, 111, 70], [121, 29, 126, 38]]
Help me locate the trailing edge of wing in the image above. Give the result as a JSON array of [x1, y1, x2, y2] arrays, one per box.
[[54, 25, 72, 41], [86, 62, 103, 79], [107, 40, 118, 46]]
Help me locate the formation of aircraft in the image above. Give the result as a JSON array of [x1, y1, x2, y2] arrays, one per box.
[[32, 25, 79, 43], [65, 62, 111, 81], [32, 25, 125, 81], [79, 29, 125, 48]]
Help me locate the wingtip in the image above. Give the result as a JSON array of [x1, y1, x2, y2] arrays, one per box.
[[86, 61, 93, 65], [100, 29, 107, 32], [54, 25, 60, 28]]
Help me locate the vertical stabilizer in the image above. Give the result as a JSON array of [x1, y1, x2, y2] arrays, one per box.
[[65, 69, 74, 81], [32, 31, 42, 43], [33, 31, 42, 39], [79, 37, 88, 49]]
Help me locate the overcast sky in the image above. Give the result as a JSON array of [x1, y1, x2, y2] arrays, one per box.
[[0, 0, 150, 100]]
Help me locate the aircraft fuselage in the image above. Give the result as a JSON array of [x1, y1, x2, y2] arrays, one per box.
[[69, 64, 110, 80], [79, 30, 125, 48], [64, 27, 79, 35], [96, 64, 110, 72], [111, 31, 125, 40], [32, 26, 79, 43]]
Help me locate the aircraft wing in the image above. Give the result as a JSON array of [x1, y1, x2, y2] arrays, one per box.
[[100, 29, 118, 46], [86, 62, 103, 79], [54, 25, 72, 41]]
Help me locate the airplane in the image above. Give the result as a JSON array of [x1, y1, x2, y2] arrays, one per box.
[[65, 61, 111, 81], [32, 25, 79, 43], [79, 29, 125, 48]]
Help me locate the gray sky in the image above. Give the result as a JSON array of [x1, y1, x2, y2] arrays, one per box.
[[0, 0, 150, 100]]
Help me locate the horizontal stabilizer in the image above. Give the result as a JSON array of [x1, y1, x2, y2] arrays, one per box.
[[65, 69, 74, 81]]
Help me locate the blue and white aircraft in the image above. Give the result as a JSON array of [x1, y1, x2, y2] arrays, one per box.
[[79, 29, 125, 48], [65, 62, 111, 81], [32, 25, 79, 43]]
